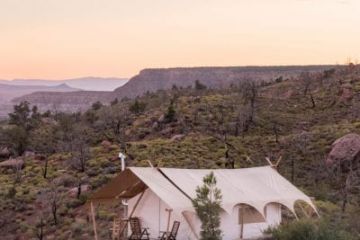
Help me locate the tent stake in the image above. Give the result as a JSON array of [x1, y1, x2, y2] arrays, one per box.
[[90, 201, 98, 240]]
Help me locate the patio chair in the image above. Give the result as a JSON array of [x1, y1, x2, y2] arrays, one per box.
[[129, 217, 150, 240], [159, 221, 180, 240]]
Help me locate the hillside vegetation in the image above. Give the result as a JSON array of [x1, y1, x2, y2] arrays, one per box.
[[13, 65, 332, 114], [1, 64, 360, 239]]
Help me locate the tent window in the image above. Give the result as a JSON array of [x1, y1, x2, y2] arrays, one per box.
[[238, 205, 265, 224]]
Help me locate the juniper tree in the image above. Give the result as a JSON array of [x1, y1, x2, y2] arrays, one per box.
[[192, 172, 222, 240], [129, 99, 146, 115], [164, 100, 176, 123]]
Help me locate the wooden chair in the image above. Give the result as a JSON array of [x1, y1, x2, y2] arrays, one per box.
[[129, 217, 150, 240], [110, 217, 121, 240], [159, 221, 180, 240]]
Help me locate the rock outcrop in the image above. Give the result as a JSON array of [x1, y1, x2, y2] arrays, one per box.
[[326, 133, 360, 170]]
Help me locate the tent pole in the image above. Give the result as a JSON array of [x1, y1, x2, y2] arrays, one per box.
[[90, 201, 99, 240], [182, 213, 199, 240], [129, 190, 146, 217], [240, 206, 244, 240], [165, 208, 173, 234], [119, 190, 146, 237]]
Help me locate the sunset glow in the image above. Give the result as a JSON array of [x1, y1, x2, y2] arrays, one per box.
[[1, 0, 359, 79]]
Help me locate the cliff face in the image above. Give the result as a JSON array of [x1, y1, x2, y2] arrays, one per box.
[[12, 65, 334, 114], [112, 66, 334, 99]]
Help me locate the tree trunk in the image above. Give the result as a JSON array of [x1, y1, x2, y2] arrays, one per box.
[[310, 93, 316, 108], [52, 200, 57, 225], [43, 158, 48, 179]]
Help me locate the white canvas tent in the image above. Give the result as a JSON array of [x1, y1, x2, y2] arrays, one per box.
[[88, 166, 317, 240]]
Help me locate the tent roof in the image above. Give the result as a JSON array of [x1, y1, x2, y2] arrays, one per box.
[[88, 166, 316, 215], [159, 166, 316, 215], [89, 168, 147, 202]]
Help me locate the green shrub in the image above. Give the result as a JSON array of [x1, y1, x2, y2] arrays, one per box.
[[269, 219, 355, 240]]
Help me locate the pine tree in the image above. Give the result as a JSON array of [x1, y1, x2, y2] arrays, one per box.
[[164, 101, 176, 123], [192, 172, 222, 240]]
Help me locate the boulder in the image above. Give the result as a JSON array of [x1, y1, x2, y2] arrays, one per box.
[[0, 147, 10, 158], [152, 121, 159, 129], [101, 140, 112, 151], [0, 158, 24, 169], [170, 134, 185, 142], [338, 83, 353, 102], [326, 133, 360, 169], [23, 151, 35, 158]]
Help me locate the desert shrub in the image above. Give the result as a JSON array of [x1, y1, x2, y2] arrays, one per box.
[[71, 222, 85, 235], [195, 80, 207, 90], [53, 174, 77, 187], [7, 186, 17, 198], [269, 219, 355, 240]]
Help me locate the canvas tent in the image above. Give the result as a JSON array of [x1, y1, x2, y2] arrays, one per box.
[[88, 166, 317, 240]]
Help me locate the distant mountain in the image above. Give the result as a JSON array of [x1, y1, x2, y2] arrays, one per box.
[[0, 83, 79, 118], [0, 83, 78, 103], [12, 91, 110, 113], [112, 65, 335, 98], [0, 77, 128, 91], [12, 65, 336, 115]]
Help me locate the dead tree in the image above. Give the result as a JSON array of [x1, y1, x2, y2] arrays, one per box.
[[71, 141, 90, 172], [291, 132, 312, 182], [240, 81, 258, 124], [35, 217, 45, 240], [330, 155, 360, 213], [48, 186, 61, 225], [68, 125, 92, 173], [300, 72, 316, 108], [30, 126, 57, 179], [234, 105, 252, 137], [271, 120, 280, 144]]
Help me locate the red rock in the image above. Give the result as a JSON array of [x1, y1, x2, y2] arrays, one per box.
[[326, 133, 360, 170], [0, 147, 10, 158], [101, 140, 112, 149], [0, 158, 24, 169]]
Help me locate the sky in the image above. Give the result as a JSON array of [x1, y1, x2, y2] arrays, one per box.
[[0, 0, 359, 79]]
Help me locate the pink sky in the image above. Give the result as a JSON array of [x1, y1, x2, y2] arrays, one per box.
[[1, 0, 359, 79]]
